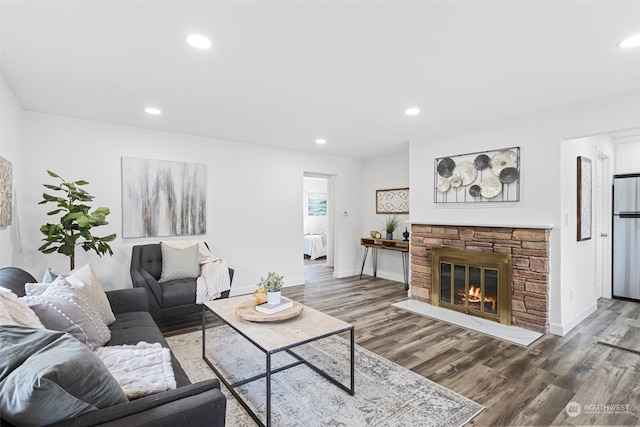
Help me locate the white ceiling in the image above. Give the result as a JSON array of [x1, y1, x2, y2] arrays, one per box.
[[2, 0, 639, 159]]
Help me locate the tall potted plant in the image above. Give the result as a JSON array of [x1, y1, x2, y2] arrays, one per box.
[[38, 171, 116, 270]]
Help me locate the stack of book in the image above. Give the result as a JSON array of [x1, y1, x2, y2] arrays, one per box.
[[255, 297, 294, 314]]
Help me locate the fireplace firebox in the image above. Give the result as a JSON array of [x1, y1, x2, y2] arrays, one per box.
[[431, 248, 511, 325]]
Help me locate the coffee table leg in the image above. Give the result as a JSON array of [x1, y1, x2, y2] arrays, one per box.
[[266, 353, 271, 427], [350, 327, 355, 394]]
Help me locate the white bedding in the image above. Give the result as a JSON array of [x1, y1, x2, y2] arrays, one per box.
[[303, 233, 327, 260]]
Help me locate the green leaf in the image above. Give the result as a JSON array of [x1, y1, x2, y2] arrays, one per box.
[[46, 170, 61, 178]]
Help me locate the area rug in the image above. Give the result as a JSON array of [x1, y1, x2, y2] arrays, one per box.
[[166, 326, 484, 427]]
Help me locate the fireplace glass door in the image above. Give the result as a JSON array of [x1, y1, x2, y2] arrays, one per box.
[[432, 248, 511, 325]]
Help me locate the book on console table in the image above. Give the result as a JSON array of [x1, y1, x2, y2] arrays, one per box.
[[255, 297, 294, 314]]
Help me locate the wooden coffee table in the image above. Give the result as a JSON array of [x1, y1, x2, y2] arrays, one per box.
[[201, 294, 355, 427]]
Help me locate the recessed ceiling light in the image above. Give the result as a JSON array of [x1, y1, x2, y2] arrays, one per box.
[[187, 34, 212, 49], [405, 107, 420, 116], [618, 34, 640, 48], [145, 107, 162, 115], [315, 139, 327, 145]]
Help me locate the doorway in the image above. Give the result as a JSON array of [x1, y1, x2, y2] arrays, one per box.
[[595, 150, 612, 299], [303, 173, 333, 270]]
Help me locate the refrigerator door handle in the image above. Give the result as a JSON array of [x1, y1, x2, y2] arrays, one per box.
[[620, 212, 640, 218]]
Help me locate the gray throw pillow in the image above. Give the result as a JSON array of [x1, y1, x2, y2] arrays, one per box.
[[0, 325, 127, 427], [158, 243, 200, 283], [21, 278, 111, 350]]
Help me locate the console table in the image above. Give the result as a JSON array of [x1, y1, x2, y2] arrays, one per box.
[[359, 238, 409, 289]]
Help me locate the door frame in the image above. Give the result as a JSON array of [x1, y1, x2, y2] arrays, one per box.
[[303, 172, 334, 267], [595, 149, 612, 299]]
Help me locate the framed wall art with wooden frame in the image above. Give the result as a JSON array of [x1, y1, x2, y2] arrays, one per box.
[[577, 156, 592, 241], [376, 188, 409, 214]]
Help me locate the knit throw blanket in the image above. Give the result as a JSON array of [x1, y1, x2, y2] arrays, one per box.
[[94, 342, 176, 399]]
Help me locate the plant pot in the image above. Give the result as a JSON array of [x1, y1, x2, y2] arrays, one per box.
[[386, 232, 393, 240], [267, 291, 281, 305]]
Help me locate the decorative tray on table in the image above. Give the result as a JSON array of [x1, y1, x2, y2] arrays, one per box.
[[235, 299, 304, 322]]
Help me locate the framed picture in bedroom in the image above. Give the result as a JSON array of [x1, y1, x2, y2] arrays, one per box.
[[307, 192, 327, 216]]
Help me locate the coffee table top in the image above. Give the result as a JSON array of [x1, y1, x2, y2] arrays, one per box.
[[203, 294, 352, 353]]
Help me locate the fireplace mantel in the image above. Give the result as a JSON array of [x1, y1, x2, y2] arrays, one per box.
[[409, 220, 554, 230]]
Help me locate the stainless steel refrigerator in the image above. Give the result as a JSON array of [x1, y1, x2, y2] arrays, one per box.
[[613, 174, 640, 301]]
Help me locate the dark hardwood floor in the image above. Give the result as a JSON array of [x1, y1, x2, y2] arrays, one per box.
[[162, 264, 640, 426]]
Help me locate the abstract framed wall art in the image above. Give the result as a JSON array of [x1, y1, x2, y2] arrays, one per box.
[[0, 156, 12, 227], [376, 188, 409, 214], [434, 147, 520, 204], [121, 157, 207, 238], [577, 156, 592, 241]]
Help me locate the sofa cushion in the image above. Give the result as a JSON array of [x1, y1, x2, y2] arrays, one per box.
[[0, 325, 128, 427], [0, 287, 44, 328], [108, 311, 191, 387], [32, 264, 116, 326], [159, 243, 199, 283], [21, 279, 111, 350]]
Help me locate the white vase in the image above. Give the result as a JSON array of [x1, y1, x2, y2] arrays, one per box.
[[267, 291, 281, 305]]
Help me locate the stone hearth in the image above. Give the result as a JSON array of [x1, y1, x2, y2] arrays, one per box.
[[410, 224, 550, 333]]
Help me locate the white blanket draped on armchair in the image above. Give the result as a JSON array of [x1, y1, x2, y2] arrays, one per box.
[[196, 255, 231, 303], [162, 240, 231, 303]]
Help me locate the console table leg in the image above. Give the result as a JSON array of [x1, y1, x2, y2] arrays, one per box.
[[359, 247, 369, 279], [372, 248, 378, 277]]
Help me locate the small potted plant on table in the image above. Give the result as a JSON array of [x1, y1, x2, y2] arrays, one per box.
[[259, 271, 284, 305], [384, 215, 400, 240]]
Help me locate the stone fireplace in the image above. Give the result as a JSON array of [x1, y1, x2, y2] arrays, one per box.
[[410, 223, 551, 333]]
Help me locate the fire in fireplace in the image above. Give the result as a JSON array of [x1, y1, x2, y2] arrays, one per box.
[[431, 248, 511, 325]]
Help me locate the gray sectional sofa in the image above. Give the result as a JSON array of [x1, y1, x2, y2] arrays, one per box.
[[0, 266, 226, 427]]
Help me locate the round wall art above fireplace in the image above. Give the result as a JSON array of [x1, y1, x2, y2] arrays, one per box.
[[480, 176, 502, 199]]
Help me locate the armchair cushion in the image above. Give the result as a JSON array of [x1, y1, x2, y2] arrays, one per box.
[[158, 243, 199, 283]]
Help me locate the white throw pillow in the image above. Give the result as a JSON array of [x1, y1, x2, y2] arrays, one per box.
[[0, 287, 44, 328], [158, 243, 200, 283], [21, 278, 111, 350], [162, 240, 211, 262], [31, 264, 116, 325]]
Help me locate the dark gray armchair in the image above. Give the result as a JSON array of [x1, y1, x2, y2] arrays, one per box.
[[130, 243, 233, 322]]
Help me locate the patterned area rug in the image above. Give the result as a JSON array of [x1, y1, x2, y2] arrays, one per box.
[[167, 326, 484, 427]]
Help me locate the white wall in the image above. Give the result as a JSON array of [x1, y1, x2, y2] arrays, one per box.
[[361, 151, 409, 282], [0, 75, 23, 267], [15, 112, 364, 295], [409, 91, 640, 335]]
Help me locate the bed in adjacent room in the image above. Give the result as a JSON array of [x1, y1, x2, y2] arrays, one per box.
[[303, 233, 327, 260]]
